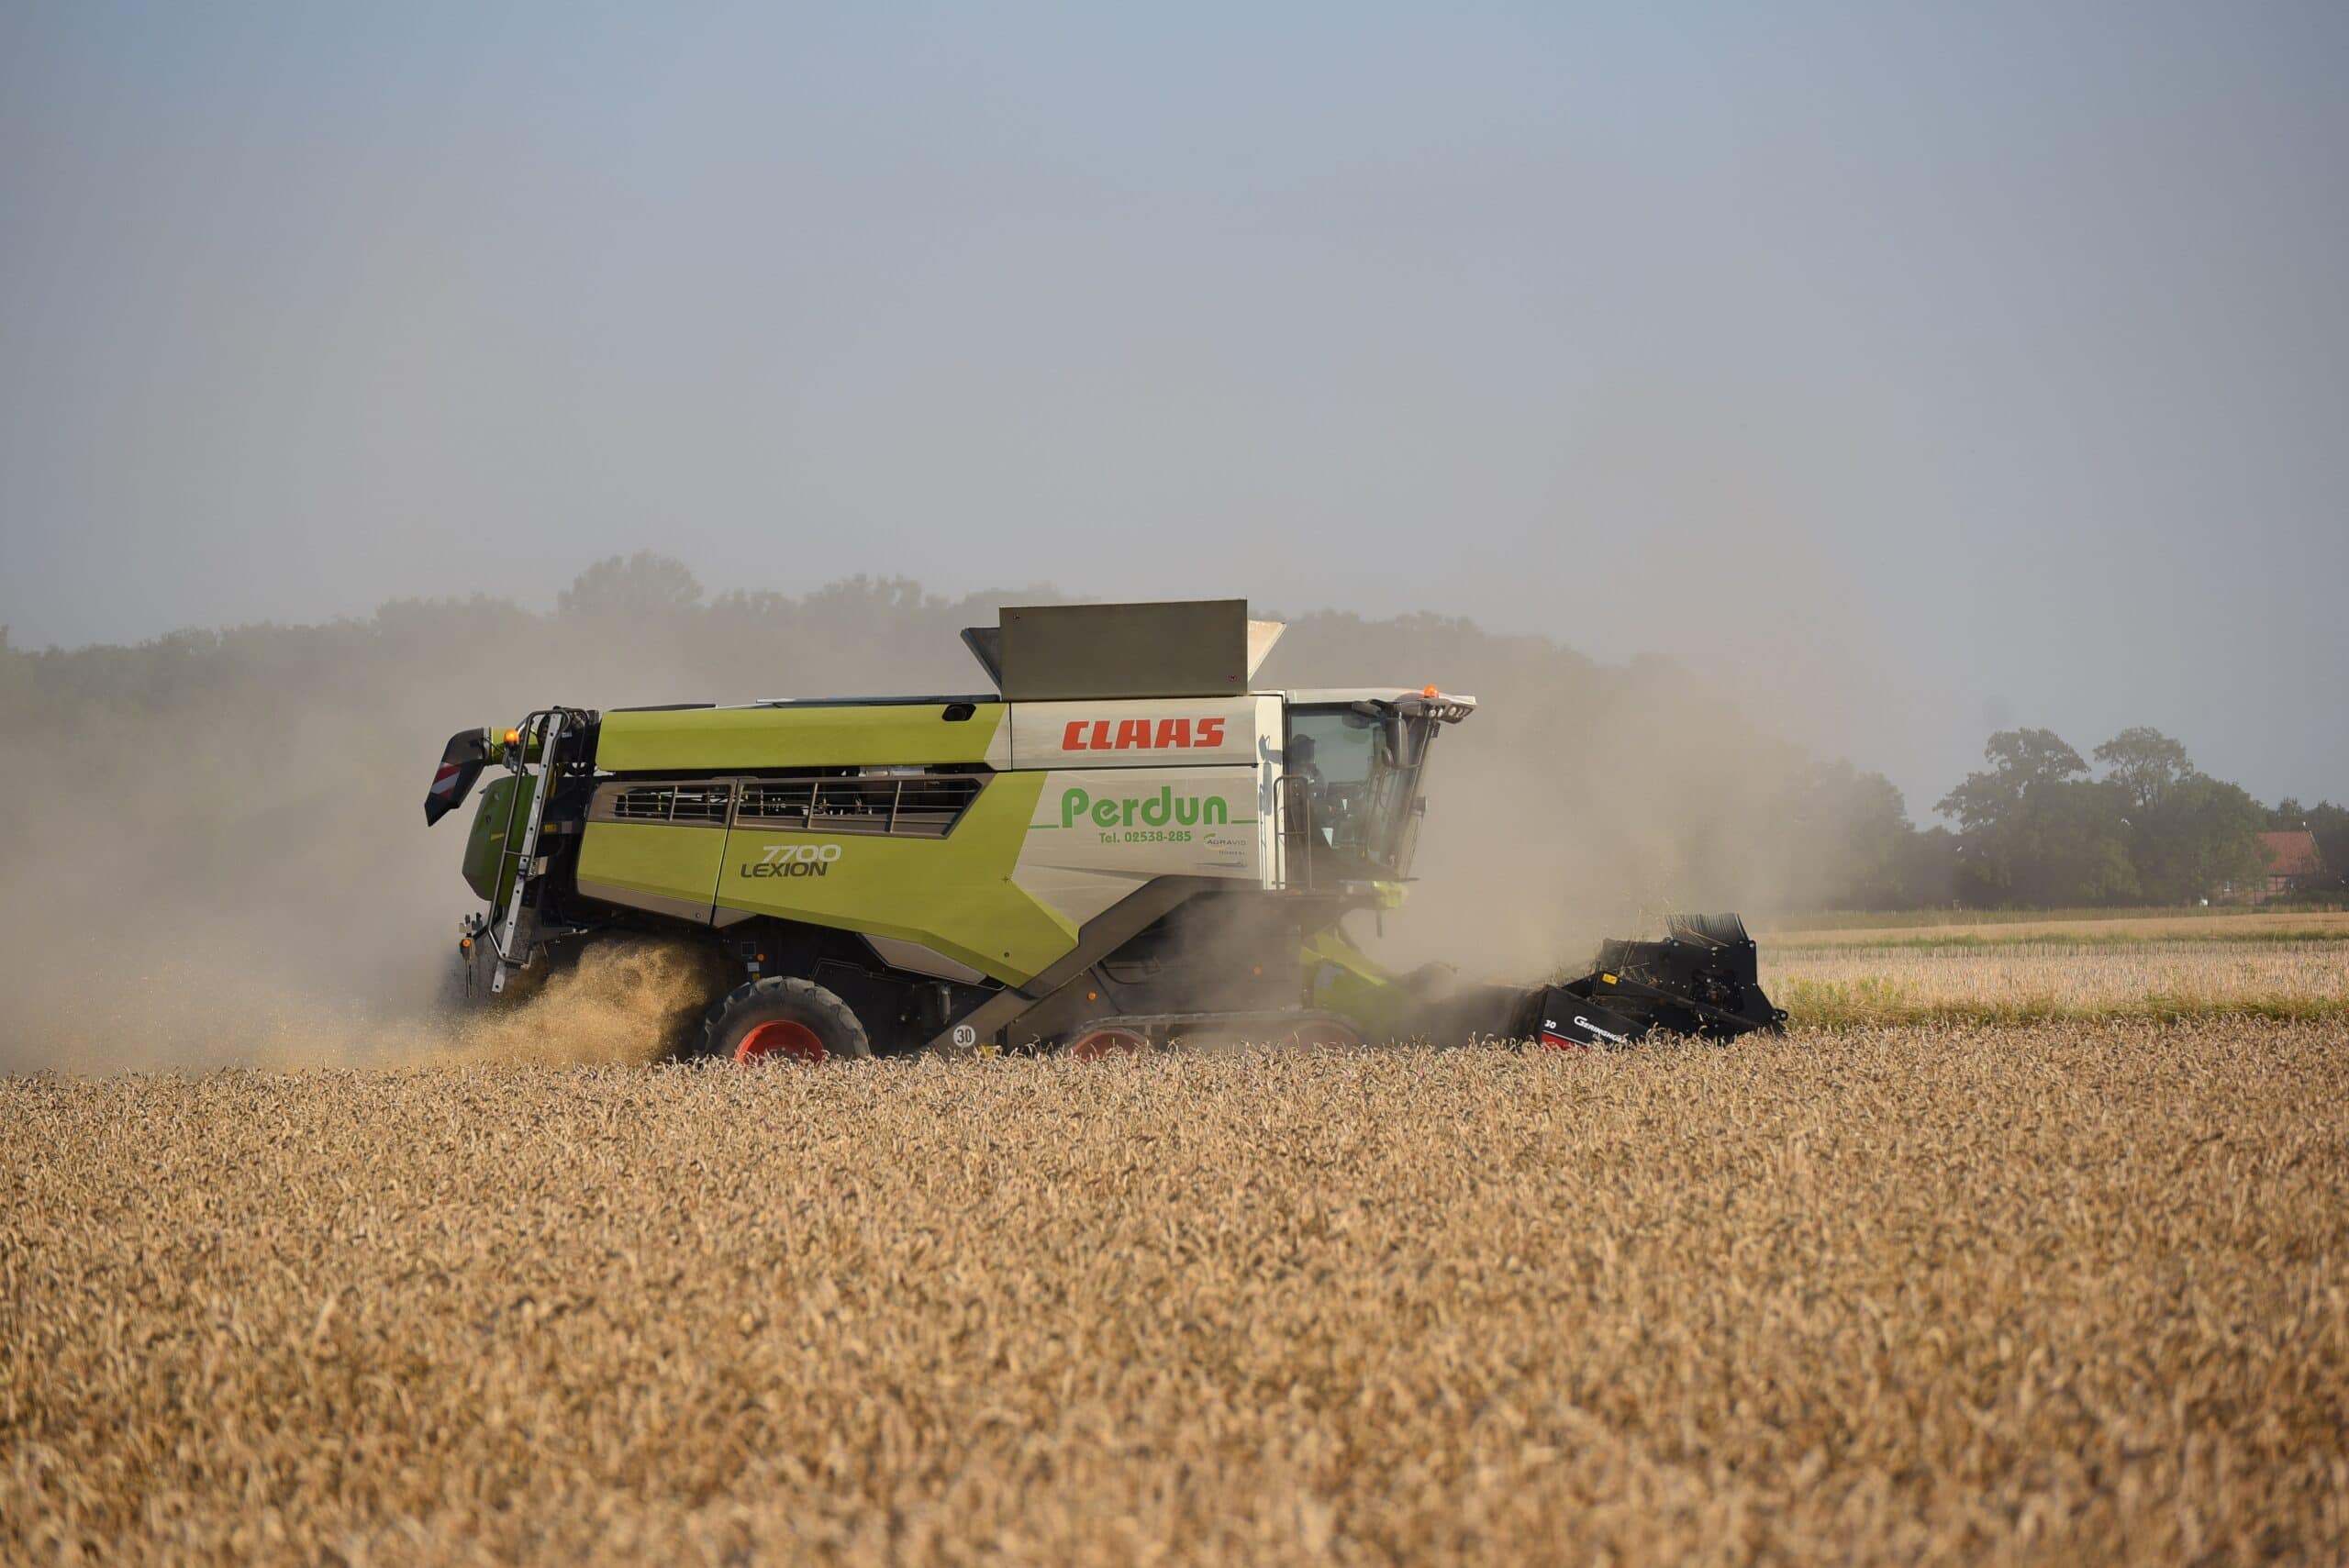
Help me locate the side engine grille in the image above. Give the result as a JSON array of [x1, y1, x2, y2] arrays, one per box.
[[606, 783, 733, 825], [596, 773, 984, 837], [737, 773, 983, 838]]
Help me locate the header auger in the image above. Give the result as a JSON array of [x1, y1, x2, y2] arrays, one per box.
[[424, 600, 1784, 1061]]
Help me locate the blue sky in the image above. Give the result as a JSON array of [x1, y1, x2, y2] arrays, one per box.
[[3, 3, 2343, 810]]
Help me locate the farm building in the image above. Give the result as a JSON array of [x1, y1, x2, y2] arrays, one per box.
[[2256, 829, 2328, 899]]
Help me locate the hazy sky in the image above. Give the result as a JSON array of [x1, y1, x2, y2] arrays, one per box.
[[3, 2, 2343, 812]]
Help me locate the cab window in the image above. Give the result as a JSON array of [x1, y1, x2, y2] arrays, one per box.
[[1284, 703, 1431, 880]]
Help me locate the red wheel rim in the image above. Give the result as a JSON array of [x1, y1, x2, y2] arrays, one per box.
[[1286, 1021, 1363, 1050], [737, 1020, 827, 1064], [1068, 1027, 1147, 1062]]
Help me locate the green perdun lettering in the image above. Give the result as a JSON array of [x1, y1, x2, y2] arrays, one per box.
[[1058, 784, 1233, 830]]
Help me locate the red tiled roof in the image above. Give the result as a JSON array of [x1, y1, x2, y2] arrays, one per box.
[[2261, 830, 2324, 878]]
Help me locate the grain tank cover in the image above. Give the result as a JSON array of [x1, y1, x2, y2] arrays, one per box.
[[962, 599, 1286, 701]]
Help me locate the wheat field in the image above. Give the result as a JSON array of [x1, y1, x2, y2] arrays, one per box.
[[1763, 939, 2349, 1027], [6, 1017, 2346, 1565], [1763, 910, 2349, 943]]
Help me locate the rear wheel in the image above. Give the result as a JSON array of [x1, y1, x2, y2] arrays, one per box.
[[688, 977, 872, 1064], [1064, 1025, 1149, 1061]]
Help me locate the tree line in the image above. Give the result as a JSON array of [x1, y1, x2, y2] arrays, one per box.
[[0, 554, 2335, 959], [1840, 726, 2343, 909]]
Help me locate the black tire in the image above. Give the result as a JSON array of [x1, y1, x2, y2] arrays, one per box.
[[685, 976, 873, 1064]]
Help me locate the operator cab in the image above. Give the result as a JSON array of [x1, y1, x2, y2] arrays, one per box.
[[1281, 688, 1475, 886]]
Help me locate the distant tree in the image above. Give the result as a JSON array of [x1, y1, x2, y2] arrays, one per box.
[[2310, 804, 2349, 893], [1784, 762, 1921, 907], [1930, 725, 2279, 907], [1838, 768, 1923, 906], [0, 625, 26, 723], [1898, 825, 1960, 906], [556, 552, 704, 618], [1936, 729, 2143, 906], [1935, 728, 2087, 834], [2093, 727, 2192, 812], [2130, 773, 2268, 903], [799, 575, 941, 620], [2031, 778, 2141, 905], [2061, 727, 2264, 902]]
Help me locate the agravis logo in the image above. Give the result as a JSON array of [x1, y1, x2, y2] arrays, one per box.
[[1060, 717, 1227, 752]]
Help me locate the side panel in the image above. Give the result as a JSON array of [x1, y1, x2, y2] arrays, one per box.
[[1008, 697, 1258, 770], [713, 772, 1076, 985], [597, 702, 1007, 773], [1009, 766, 1264, 929], [462, 775, 525, 905], [575, 822, 729, 924]]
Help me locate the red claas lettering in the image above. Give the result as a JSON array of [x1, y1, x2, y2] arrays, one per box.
[[1060, 715, 1230, 751]]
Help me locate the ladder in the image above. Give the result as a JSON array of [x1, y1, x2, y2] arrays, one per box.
[[490, 709, 566, 995]]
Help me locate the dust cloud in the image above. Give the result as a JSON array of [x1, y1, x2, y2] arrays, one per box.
[[1259, 614, 1855, 982], [0, 570, 1881, 1068], [0, 575, 988, 1070], [433, 939, 733, 1066], [0, 937, 729, 1074]]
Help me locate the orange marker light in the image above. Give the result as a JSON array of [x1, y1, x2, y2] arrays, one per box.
[[503, 728, 521, 746], [1421, 684, 1440, 698]]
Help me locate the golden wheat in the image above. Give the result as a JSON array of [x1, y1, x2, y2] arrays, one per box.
[[1764, 940, 2349, 1026], [1766, 910, 2349, 945], [5, 1022, 2345, 1566]]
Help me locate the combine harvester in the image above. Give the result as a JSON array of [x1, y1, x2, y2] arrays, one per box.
[[424, 601, 1783, 1062]]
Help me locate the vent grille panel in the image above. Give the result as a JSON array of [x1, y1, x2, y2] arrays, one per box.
[[596, 773, 984, 838]]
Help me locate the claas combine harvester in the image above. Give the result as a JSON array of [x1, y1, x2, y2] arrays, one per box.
[[424, 600, 1784, 1062]]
